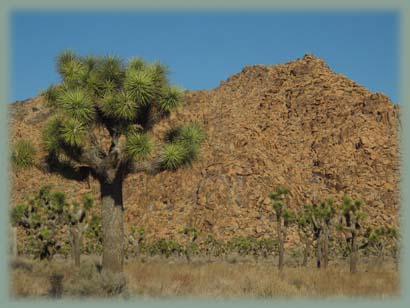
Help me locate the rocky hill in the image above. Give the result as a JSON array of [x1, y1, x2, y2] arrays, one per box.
[[9, 54, 401, 242]]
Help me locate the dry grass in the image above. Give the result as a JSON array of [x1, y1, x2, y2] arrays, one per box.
[[125, 261, 399, 299], [10, 256, 399, 299]]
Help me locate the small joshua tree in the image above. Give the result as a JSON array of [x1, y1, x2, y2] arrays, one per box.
[[126, 225, 145, 259], [365, 226, 388, 263], [337, 196, 366, 273], [269, 186, 295, 271], [66, 193, 94, 267], [387, 226, 400, 271], [296, 205, 314, 267], [181, 227, 199, 263], [35, 51, 205, 273], [365, 225, 399, 267], [308, 198, 336, 269], [204, 233, 224, 261], [257, 238, 277, 261]]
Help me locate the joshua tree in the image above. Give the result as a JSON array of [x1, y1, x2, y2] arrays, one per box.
[[257, 238, 277, 261], [363, 225, 398, 267], [296, 205, 314, 267], [66, 193, 94, 267], [204, 233, 224, 262], [37, 51, 205, 273], [387, 226, 400, 271], [337, 196, 366, 273], [269, 186, 295, 271], [308, 198, 336, 269], [181, 227, 199, 262], [126, 225, 145, 259]]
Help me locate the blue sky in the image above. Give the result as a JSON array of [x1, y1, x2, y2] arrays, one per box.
[[11, 10, 398, 103]]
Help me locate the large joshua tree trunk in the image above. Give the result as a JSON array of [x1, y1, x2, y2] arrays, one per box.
[[100, 177, 124, 273]]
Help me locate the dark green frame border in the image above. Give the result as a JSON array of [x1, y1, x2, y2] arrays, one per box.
[[1, 1, 409, 307]]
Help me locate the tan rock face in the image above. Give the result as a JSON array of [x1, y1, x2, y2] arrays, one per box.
[[9, 54, 400, 241]]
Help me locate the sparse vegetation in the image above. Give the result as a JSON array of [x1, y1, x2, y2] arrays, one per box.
[[11, 185, 98, 262]]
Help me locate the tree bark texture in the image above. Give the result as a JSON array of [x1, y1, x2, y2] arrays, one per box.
[[302, 238, 310, 267], [100, 178, 124, 273], [69, 227, 82, 267]]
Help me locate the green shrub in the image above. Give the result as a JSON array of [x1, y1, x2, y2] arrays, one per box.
[[11, 139, 37, 169]]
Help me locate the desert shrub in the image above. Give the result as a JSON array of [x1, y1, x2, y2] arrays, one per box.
[[64, 263, 128, 298], [228, 236, 255, 256], [10, 139, 37, 170], [202, 233, 225, 259], [146, 238, 183, 258]]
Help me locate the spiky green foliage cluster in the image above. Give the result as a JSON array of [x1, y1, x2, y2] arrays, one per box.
[[269, 186, 291, 217], [126, 133, 153, 159], [41, 50, 204, 173], [309, 198, 337, 222], [10, 139, 37, 170], [160, 123, 206, 170], [341, 196, 365, 220]]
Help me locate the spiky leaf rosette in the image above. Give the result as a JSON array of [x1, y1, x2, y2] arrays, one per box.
[[175, 123, 206, 162], [58, 88, 95, 122], [124, 69, 158, 106], [160, 143, 187, 170], [57, 51, 88, 86], [147, 61, 169, 87], [97, 55, 125, 84], [128, 57, 147, 71], [61, 118, 87, 146], [126, 133, 153, 160], [159, 86, 184, 112]]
